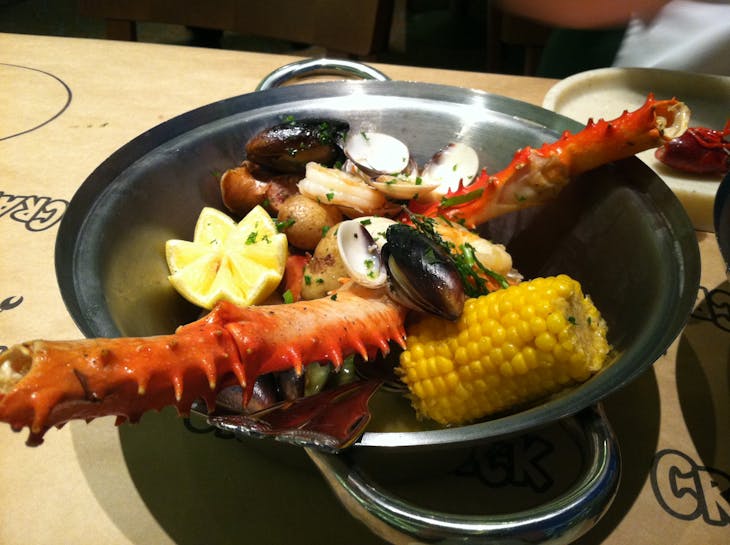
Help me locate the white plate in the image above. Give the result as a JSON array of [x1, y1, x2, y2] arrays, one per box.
[[543, 67, 730, 232]]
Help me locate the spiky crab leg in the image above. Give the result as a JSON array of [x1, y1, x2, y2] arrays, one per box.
[[0, 283, 407, 445], [409, 94, 690, 228]]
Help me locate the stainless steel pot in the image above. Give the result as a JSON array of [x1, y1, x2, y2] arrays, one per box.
[[714, 170, 730, 278], [55, 58, 700, 544]]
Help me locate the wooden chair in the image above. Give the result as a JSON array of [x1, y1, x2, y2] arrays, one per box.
[[487, 4, 554, 75], [77, 0, 395, 58]]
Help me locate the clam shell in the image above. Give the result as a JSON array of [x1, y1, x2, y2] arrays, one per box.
[[420, 142, 480, 200], [336, 219, 390, 288], [352, 216, 397, 250], [343, 131, 411, 177], [368, 159, 440, 200]]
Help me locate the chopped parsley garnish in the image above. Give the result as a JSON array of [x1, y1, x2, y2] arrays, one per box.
[[459, 242, 510, 291], [275, 218, 296, 232], [406, 210, 508, 296], [282, 290, 294, 304], [440, 188, 484, 208], [317, 121, 332, 143], [245, 232, 258, 244]]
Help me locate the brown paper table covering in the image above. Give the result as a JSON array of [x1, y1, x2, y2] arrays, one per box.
[[1, 33, 728, 544]]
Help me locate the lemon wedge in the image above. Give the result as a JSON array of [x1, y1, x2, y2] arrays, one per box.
[[165, 206, 287, 309]]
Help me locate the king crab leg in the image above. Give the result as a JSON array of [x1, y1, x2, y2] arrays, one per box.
[[409, 94, 690, 227], [0, 284, 406, 445]]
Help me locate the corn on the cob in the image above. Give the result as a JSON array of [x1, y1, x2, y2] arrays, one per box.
[[397, 275, 610, 425]]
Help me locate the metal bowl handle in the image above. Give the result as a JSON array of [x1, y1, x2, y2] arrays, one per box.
[[256, 58, 391, 91], [306, 404, 620, 545], [714, 171, 730, 280]]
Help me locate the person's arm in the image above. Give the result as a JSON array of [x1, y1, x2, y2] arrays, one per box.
[[497, 0, 668, 28]]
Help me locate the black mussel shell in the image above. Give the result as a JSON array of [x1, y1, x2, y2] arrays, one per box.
[[245, 118, 349, 173], [216, 374, 279, 414], [382, 224, 465, 320], [275, 368, 305, 400]]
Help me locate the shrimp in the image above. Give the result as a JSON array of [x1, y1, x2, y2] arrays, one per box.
[[432, 219, 513, 276], [298, 162, 399, 217]]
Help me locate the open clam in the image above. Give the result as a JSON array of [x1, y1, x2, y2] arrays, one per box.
[[343, 131, 441, 200], [420, 142, 480, 200], [369, 170, 441, 201], [336, 217, 396, 288], [343, 131, 411, 177]]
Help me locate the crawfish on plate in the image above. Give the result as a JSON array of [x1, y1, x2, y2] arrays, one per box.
[[655, 121, 730, 176]]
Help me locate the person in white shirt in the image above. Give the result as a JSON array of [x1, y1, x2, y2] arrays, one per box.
[[498, 0, 730, 76]]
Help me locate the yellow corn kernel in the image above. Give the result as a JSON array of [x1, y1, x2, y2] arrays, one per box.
[[535, 331, 556, 352], [397, 275, 611, 425]]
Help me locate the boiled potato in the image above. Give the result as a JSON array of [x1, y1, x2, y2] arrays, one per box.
[[278, 194, 343, 251], [300, 224, 348, 300]]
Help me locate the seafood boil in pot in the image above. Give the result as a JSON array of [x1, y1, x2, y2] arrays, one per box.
[[0, 94, 690, 447]]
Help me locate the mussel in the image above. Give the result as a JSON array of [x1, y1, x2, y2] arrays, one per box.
[[214, 359, 359, 415], [382, 224, 465, 320], [245, 118, 349, 174]]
